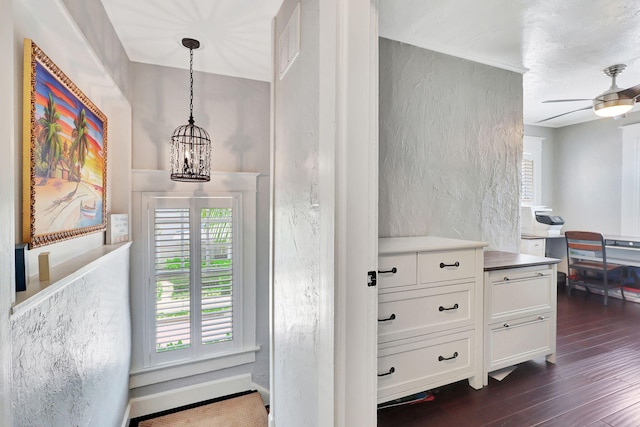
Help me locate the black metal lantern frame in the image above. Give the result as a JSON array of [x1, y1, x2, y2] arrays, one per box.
[[170, 38, 212, 182]]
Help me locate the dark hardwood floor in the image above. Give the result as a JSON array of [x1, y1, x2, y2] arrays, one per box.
[[377, 286, 640, 427]]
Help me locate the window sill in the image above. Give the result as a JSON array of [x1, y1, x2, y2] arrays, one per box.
[[129, 346, 261, 389]]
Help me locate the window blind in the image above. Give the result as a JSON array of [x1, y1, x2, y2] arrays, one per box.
[[521, 158, 534, 203], [150, 199, 236, 361], [200, 207, 234, 345], [154, 207, 191, 352]]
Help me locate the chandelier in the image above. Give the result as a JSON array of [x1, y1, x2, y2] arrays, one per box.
[[170, 38, 211, 182]]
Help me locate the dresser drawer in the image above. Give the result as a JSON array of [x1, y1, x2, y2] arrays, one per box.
[[378, 254, 417, 291], [378, 282, 474, 343], [487, 267, 554, 322], [418, 249, 476, 284], [488, 313, 555, 369], [377, 330, 474, 402]]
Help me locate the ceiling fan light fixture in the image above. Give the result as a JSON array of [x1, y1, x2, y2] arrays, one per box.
[[593, 98, 635, 118]]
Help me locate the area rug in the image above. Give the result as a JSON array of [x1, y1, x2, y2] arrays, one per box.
[[131, 390, 268, 427]]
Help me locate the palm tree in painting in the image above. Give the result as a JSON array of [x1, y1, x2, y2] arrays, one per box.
[[37, 93, 62, 185], [68, 108, 89, 195]]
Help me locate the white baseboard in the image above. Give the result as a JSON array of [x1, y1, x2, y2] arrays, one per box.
[[252, 382, 270, 406], [128, 374, 270, 420], [120, 402, 131, 427]]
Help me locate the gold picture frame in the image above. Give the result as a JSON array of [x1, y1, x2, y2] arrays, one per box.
[[22, 39, 108, 248]]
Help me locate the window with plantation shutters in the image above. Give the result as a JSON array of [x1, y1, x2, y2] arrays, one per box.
[[148, 195, 240, 366], [521, 156, 534, 204], [522, 136, 543, 206]]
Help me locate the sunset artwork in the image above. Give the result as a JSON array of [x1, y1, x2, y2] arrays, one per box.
[[23, 39, 107, 248]]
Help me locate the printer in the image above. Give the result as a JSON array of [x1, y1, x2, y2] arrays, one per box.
[[521, 206, 565, 236]]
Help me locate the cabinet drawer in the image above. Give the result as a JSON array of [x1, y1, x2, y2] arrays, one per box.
[[378, 282, 474, 343], [377, 331, 474, 402], [418, 249, 476, 285], [488, 313, 554, 369], [488, 268, 554, 321], [378, 254, 417, 291]]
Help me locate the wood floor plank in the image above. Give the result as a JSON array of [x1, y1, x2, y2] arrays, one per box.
[[377, 290, 640, 427], [536, 383, 640, 427], [601, 401, 640, 427]]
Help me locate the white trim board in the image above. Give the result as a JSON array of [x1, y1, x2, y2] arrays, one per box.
[[128, 374, 269, 419]]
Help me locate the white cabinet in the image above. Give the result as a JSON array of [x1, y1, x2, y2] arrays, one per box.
[[520, 238, 546, 257], [483, 257, 557, 386], [377, 236, 487, 404]]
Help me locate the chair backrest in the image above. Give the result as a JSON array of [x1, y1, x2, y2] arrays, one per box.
[[565, 230, 609, 271]]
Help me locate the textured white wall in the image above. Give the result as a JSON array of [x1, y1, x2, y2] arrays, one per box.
[[273, 0, 323, 424], [379, 38, 523, 251], [11, 247, 131, 427]]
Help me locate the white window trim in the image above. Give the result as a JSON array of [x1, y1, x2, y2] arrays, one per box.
[[130, 170, 259, 386], [522, 136, 543, 206], [145, 193, 242, 367]]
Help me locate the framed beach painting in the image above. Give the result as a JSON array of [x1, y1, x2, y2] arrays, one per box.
[[22, 39, 108, 248]]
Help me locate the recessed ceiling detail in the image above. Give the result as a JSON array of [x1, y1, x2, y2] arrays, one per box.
[[100, 0, 284, 82]]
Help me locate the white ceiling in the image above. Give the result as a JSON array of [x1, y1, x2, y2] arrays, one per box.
[[101, 0, 640, 128]]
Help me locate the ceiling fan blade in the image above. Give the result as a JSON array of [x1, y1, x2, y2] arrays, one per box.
[[617, 83, 640, 100], [542, 99, 593, 103], [536, 106, 592, 123]]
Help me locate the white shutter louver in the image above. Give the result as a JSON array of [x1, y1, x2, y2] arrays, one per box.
[[154, 207, 191, 352], [200, 208, 234, 345], [521, 158, 534, 204]]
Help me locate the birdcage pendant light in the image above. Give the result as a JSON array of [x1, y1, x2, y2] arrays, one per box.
[[170, 38, 211, 182]]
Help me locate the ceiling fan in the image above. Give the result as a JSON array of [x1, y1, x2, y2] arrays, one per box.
[[538, 64, 640, 123]]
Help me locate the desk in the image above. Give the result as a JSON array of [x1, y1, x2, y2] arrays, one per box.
[[522, 233, 640, 285], [604, 235, 640, 268]]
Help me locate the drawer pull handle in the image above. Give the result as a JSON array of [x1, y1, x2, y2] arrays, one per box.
[[438, 352, 459, 362], [503, 323, 510, 328], [439, 261, 460, 268], [379, 267, 397, 274], [504, 273, 549, 281], [378, 314, 396, 322], [538, 315, 545, 321], [439, 303, 459, 312], [378, 367, 395, 377]]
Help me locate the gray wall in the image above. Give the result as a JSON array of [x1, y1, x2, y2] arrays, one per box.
[[61, 0, 133, 102], [379, 38, 523, 251], [9, 0, 133, 425], [129, 62, 271, 392], [0, 0, 15, 423], [131, 62, 270, 174], [542, 112, 640, 234]]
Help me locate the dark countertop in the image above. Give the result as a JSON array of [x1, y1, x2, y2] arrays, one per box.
[[484, 251, 561, 271]]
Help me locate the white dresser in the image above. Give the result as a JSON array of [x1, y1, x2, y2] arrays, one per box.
[[377, 236, 488, 404], [483, 251, 560, 385]]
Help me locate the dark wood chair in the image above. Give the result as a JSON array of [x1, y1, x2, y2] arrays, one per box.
[[565, 231, 625, 306]]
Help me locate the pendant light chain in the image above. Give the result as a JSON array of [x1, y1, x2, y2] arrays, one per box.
[[189, 46, 194, 125]]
